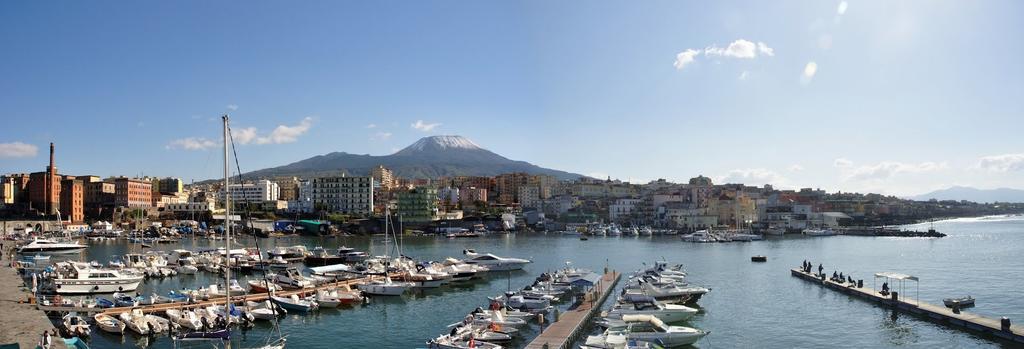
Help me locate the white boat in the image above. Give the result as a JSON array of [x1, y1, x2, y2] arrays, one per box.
[[18, 238, 86, 254], [62, 313, 91, 337], [270, 294, 318, 313], [680, 230, 714, 243], [316, 289, 343, 308], [804, 228, 837, 236], [427, 334, 503, 349], [491, 291, 550, 310], [583, 332, 658, 349], [166, 309, 204, 330], [357, 276, 414, 296], [607, 295, 698, 323], [50, 261, 144, 294], [273, 268, 314, 289], [94, 313, 125, 334], [247, 300, 284, 320], [600, 314, 709, 347], [144, 314, 171, 333], [471, 312, 527, 327], [625, 279, 709, 304], [119, 309, 151, 335], [461, 250, 531, 271]]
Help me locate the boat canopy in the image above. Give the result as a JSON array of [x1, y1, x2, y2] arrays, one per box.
[[309, 263, 352, 274], [620, 314, 666, 328], [569, 272, 602, 287], [874, 272, 918, 281]]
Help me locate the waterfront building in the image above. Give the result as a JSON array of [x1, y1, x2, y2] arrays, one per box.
[[666, 204, 718, 230], [609, 198, 642, 222], [166, 201, 214, 213], [84, 178, 115, 218], [438, 186, 460, 209], [28, 143, 61, 215], [496, 172, 530, 204], [274, 177, 300, 201], [528, 174, 557, 199], [518, 186, 541, 209], [459, 187, 487, 208], [158, 177, 184, 195], [397, 187, 438, 222], [59, 177, 84, 223], [311, 174, 373, 215], [111, 177, 153, 208], [226, 179, 281, 204], [287, 179, 313, 213]]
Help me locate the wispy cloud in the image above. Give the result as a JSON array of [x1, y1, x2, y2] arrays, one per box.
[[976, 153, 1024, 172], [411, 120, 441, 132], [0, 141, 38, 158], [366, 123, 377, 129], [845, 161, 948, 181], [788, 164, 805, 172], [738, 71, 751, 80], [257, 117, 314, 144], [801, 61, 818, 84], [226, 104, 238, 111], [166, 137, 217, 151], [674, 39, 774, 71], [231, 127, 259, 145], [837, 1, 849, 15], [718, 168, 786, 186], [371, 132, 393, 141], [833, 158, 853, 168]]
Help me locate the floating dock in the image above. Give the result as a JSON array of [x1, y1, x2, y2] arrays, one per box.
[[525, 271, 620, 349], [791, 268, 1024, 344]]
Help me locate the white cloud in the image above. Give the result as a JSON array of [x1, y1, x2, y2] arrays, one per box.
[[718, 168, 786, 186], [788, 164, 805, 172], [226, 104, 238, 111], [166, 137, 216, 151], [371, 132, 393, 141], [366, 123, 377, 129], [587, 172, 610, 180], [673, 49, 700, 70], [801, 61, 818, 84], [845, 161, 948, 181], [834, 158, 853, 168], [0, 142, 38, 158], [256, 117, 313, 144], [231, 127, 259, 145], [738, 71, 750, 80], [976, 153, 1024, 172], [837, 1, 849, 15], [411, 120, 441, 132], [675, 39, 774, 72]]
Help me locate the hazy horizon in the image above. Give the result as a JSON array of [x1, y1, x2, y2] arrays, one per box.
[[2, 1, 1023, 196]]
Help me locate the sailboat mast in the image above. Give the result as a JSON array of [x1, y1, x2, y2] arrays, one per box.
[[223, 114, 232, 319]]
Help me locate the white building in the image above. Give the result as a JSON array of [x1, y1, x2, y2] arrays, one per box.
[[226, 180, 280, 204], [311, 174, 374, 215], [166, 202, 214, 213], [518, 186, 541, 209], [287, 180, 313, 213], [609, 198, 642, 222]]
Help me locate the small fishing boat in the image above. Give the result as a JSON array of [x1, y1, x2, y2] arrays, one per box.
[[62, 313, 91, 337], [271, 294, 318, 313], [248, 279, 282, 293], [751, 255, 767, 262], [166, 309, 205, 330], [63, 337, 90, 349], [943, 296, 975, 308], [119, 309, 151, 335], [94, 313, 125, 334], [247, 300, 286, 320]]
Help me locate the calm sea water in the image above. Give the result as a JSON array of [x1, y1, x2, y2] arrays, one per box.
[[63, 215, 1024, 348]]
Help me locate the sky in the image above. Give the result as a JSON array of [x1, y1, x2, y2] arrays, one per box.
[[1, 1, 1023, 197]]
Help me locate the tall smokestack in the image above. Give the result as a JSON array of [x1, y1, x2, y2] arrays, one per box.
[[49, 142, 55, 171]]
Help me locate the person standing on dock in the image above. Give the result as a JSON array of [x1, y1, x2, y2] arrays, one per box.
[[818, 264, 823, 276]]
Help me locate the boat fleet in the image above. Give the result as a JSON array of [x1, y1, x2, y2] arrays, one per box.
[[583, 262, 711, 348]]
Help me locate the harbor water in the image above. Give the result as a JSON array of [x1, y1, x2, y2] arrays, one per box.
[[63, 215, 1024, 348]]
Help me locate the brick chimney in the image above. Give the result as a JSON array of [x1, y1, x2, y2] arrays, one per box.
[[48, 142, 55, 172]]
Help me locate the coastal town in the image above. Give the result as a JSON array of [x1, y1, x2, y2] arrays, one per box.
[[2, 142, 1021, 237]]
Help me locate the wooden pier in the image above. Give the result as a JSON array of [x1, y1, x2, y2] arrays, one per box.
[[791, 268, 1024, 344], [36, 275, 380, 316], [525, 271, 620, 349]]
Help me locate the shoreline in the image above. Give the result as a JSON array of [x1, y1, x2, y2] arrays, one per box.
[[0, 262, 57, 349]]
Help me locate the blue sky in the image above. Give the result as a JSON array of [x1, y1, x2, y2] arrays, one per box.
[[1, 1, 1023, 196]]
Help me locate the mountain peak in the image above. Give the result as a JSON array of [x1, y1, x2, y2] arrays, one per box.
[[394, 135, 482, 155]]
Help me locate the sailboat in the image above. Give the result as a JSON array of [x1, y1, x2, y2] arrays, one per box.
[[357, 208, 415, 296]]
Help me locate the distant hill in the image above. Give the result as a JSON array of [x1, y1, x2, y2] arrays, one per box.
[[910, 186, 1024, 203], [241, 135, 584, 180]]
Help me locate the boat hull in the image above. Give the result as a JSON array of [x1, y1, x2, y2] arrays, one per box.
[[55, 278, 144, 294]]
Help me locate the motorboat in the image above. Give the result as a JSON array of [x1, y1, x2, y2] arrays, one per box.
[[461, 250, 531, 271], [582, 332, 657, 349], [271, 294, 318, 313], [207, 280, 247, 297], [119, 309, 151, 335], [625, 277, 709, 304], [439, 258, 488, 282], [17, 238, 87, 254], [356, 276, 414, 296], [62, 313, 91, 337], [804, 229, 837, 236], [49, 262, 144, 294], [272, 268, 314, 289], [316, 286, 363, 306], [267, 245, 309, 259], [470, 312, 528, 327], [304, 246, 344, 266], [248, 278, 283, 293], [491, 291, 550, 310], [247, 300, 286, 320], [112, 292, 139, 307], [166, 309, 204, 330], [93, 313, 125, 334], [315, 289, 343, 308], [751, 255, 768, 262], [144, 313, 171, 333], [24, 254, 51, 261], [680, 230, 715, 243], [607, 295, 698, 323], [599, 314, 709, 347], [944, 296, 975, 308], [427, 334, 503, 349]]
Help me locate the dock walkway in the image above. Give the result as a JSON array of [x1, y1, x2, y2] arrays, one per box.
[[525, 271, 620, 349], [0, 265, 58, 349], [791, 268, 1024, 344]]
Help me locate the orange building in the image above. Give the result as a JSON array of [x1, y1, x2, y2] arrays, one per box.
[[28, 143, 60, 215], [113, 177, 153, 208], [60, 178, 85, 223]]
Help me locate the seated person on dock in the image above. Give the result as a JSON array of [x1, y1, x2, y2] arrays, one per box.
[[880, 282, 890, 295], [847, 275, 854, 285]]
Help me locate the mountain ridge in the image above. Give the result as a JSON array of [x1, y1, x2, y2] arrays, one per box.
[[910, 186, 1024, 203], [241, 135, 585, 180]]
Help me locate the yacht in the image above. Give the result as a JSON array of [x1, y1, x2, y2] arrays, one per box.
[[680, 230, 714, 243], [272, 267, 314, 289], [18, 238, 86, 254], [607, 295, 698, 323], [599, 314, 709, 347], [337, 246, 369, 263], [50, 262, 144, 294], [461, 250, 531, 271], [804, 228, 837, 236]]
